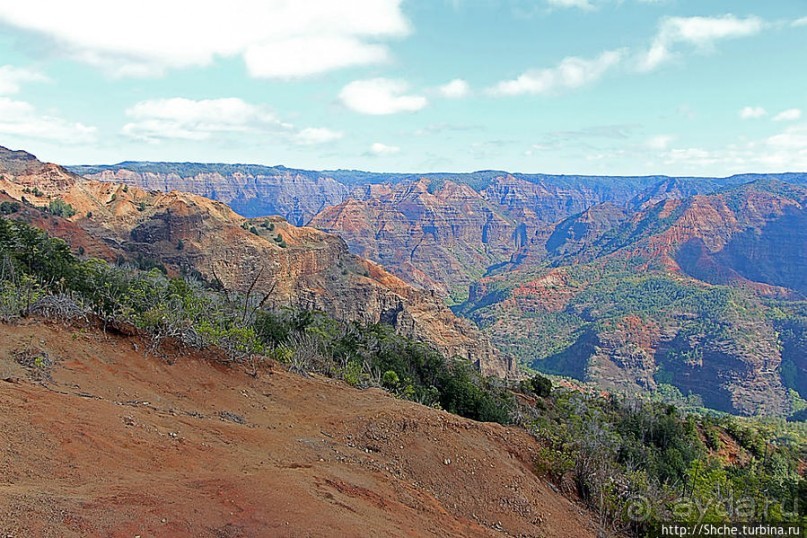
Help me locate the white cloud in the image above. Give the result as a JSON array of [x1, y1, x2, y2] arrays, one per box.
[[739, 106, 767, 119], [0, 97, 96, 144], [122, 96, 345, 146], [767, 125, 807, 150], [437, 79, 470, 99], [0, 64, 89, 145], [0, 65, 48, 95], [546, 0, 594, 10], [339, 78, 427, 115], [793, 17, 807, 27], [646, 134, 674, 150], [655, 123, 807, 172], [773, 108, 802, 122], [370, 142, 400, 156], [293, 127, 343, 145], [638, 15, 764, 71], [490, 50, 623, 96], [755, 125, 807, 168], [244, 36, 389, 79], [122, 97, 289, 143], [0, 1, 409, 79]]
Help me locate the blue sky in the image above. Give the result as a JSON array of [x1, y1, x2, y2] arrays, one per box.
[[0, 0, 805, 176]]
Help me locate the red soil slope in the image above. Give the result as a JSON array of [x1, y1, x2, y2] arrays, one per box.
[[0, 320, 597, 537]]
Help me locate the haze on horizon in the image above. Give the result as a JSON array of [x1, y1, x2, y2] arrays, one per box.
[[0, 0, 805, 176]]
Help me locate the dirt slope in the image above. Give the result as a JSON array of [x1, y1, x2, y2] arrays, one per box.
[[0, 321, 596, 538]]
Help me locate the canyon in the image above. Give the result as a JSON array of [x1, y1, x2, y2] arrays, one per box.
[[71, 159, 807, 416]]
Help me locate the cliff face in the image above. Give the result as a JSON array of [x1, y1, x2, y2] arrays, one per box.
[[0, 147, 513, 378], [81, 167, 350, 225], [311, 178, 518, 300], [311, 175, 678, 299]]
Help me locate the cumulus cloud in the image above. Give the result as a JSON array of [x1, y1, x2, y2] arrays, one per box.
[[339, 78, 427, 115], [244, 36, 389, 79], [739, 106, 767, 119], [369, 142, 400, 155], [0, 1, 409, 78], [638, 15, 764, 72], [767, 125, 807, 151], [0, 97, 96, 144], [489, 50, 623, 96], [653, 123, 807, 172], [0, 64, 94, 144], [437, 79, 471, 99], [773, 108, 802, 122], [0, 65, 48, 95], [122, 96, 343, 146], [293, 127, 343, 145]]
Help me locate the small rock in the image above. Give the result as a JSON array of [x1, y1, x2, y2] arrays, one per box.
[[444, 458, 451, 465]]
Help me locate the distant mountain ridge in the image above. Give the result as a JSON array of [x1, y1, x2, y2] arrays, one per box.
[[70, 160, 807, 223], [69, 161, 807, 301]]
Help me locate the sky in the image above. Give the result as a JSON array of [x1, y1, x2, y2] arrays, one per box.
[[0, 0, 805, 176]]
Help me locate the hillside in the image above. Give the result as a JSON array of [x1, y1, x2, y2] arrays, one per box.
[[0, 319, 595, 538], [0, 146, 512, 377], [459, 181, 807, 416]]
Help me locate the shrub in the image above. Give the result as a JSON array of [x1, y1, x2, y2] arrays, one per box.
[[382, 370, 400, 388], [525, 373, 552, 397], [47, 198, 76, 218], [0, 201, 20, 215]]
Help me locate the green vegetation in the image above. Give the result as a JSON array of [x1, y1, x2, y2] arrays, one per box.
[[46, 198, 76, 218], [22, 186, 43, 197], [0, 201, 20, 215], [463, 259, 807, 416], [529, 391, 805, 534], [1, 215, 803, 535]]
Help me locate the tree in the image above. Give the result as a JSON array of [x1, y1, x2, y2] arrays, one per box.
[[47, 198, 76, 218]]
